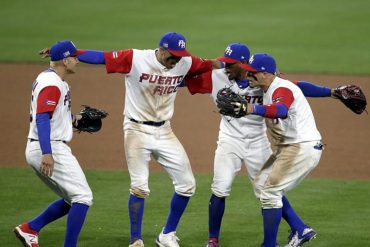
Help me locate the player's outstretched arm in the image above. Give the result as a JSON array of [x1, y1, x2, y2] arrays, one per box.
[[77, 50, 105, 64], [39, 48, 105, 64], [295, 81, 332, 97]]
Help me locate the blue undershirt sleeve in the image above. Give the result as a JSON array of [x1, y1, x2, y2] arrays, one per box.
[[274, 104, 289, 118], [77, 50, 105, 64], [253, 104, 289, 118], [36, 112, 52, 154], [296, 81, 331, 97], [253, 104, 266, 116]]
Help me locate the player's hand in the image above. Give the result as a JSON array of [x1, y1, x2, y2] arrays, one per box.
[[330, 88, 339, 99], [40, 154, 54, 177], [231, 101, 249, 116], [72, 114, 82, 128], [39, 48, 51, 58]]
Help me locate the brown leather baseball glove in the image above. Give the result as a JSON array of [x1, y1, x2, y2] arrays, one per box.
[[333, 85, 367, 114]]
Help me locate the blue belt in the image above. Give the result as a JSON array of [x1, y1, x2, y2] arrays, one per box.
[[130, 118, 165, 127]]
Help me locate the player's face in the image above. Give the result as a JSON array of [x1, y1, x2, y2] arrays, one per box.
[[224, 62, 245, 81], [246, 71, 263, 87], [157, 48, 182, 69], [64, 56, 79, 74]]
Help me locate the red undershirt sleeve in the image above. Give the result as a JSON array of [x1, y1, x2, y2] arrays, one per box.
[[36, 86, 61, 115], [186, 71, 213, 95], [187, 56, 213, 77], [264, 87, 294, 118], [104, 49, 133, 74]]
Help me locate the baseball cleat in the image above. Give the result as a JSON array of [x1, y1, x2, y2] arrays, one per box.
[[285, 227, 317, 247], [156, 229, 180, 247], [129, 239, 144, 247], [206, 239, 219, 247], [14, 223, 39, 247]]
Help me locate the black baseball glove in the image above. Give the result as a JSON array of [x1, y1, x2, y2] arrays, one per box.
[[216, 88, 248, 118], [74, 105, 108, 133], [333, 85, 367, 114]]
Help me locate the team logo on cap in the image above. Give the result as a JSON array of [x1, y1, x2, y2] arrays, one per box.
[[178, 40, 186, 48], [249, 55, 255, 64], [225, 46, 233, 55], [63, 51, 71, 58]]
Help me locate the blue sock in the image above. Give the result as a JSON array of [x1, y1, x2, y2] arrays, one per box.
[[128, 194, 145, 242], [262, 208, 282, 247], [28, 198, 70, 231], [64, 203, 89, 247], [208, 194, 225, 240], [282, 196, 306, 232], [163, 193, 190, 234]]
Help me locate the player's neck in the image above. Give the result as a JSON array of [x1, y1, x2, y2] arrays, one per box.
[[50, 65, 66, 80], [261, 76, 276, 92]]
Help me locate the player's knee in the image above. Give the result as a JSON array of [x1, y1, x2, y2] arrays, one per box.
[[211, 184, 231, 198], [174, 177, 196, 197], [259, 190, 283, 208], [70, 190, 93, 206], [130, 187, 150, 198]]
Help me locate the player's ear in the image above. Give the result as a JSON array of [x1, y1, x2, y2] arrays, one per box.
[[62, 58, 69, 66]]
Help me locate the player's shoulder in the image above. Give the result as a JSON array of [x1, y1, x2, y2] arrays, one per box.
[[273, 77, 297, 89], [36, 69, 63, 87], [134, 48, 154, 55]]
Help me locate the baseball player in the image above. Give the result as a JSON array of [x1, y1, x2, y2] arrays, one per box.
[[53, 32, 218, 247], [237, 53, 323, 247], [185, 43, 334, 247], [15, 40, 93, 247]]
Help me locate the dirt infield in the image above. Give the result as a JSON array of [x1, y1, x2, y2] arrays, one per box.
[[1, 63, 369, 179]]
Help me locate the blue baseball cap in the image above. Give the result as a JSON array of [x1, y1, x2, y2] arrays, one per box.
[[217, 43, 250, 63], [159, 32, 191, 57], [240, 53, 276, 74], [50, 40, 80, 61]]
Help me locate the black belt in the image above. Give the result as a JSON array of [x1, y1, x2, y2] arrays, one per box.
[[29, 138, 66, 144], [130, 118, 165, 127]]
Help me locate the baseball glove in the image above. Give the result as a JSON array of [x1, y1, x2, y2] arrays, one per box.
[[216, 88, 248, 118], [74, 105, 108, 133], [333, 85, 367, 114]]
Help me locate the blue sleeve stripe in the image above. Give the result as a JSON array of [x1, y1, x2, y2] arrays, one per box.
[[36, 112, 52, 154], [253, 104, 266, 116], [275, 104, 289, 118], [77, 50, 105, 64], [297, 81, 331, 97], [253, 104, 288, 118]]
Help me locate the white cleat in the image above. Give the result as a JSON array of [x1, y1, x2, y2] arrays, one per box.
[[156, 229, 180, 247], [285, 227, 317, 247], [129, 239, 144, 247], [14, 224, 39, 247]]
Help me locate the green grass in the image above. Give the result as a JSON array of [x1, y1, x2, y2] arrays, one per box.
[[1, 0, 370, 74], [1, 167, 370, 246]]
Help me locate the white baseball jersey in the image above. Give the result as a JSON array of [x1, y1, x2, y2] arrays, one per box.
[[105, 49, 212, 122], [210, 69, 267, 139], [28, 69, 73, 142], [263, 77, 321, 145], [188, 69, 267, 139]]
